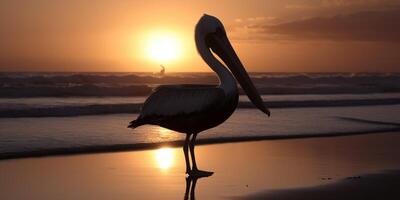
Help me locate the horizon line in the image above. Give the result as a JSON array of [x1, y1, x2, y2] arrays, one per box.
[[1, 71, 399, 74]]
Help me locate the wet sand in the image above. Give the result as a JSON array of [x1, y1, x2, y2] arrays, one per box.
[[236, 170, 400, 200], [1, 132, 400, 200]]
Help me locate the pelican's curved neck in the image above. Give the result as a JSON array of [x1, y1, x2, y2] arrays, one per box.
[[195, 33, 237, 95]]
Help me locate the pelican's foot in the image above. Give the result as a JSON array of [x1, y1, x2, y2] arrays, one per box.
[[188, 169, 214, 178]]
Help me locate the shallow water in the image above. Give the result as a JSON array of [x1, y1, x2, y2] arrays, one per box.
[[1, 105, 399, 158]]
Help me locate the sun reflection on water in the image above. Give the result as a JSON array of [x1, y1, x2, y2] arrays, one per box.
[[154, 147, 175, 170]]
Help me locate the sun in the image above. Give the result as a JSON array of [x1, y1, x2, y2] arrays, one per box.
[[146, 32, 182, 63]]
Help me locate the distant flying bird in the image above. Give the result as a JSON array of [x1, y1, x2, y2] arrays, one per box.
[[129, 14, 270, 177]]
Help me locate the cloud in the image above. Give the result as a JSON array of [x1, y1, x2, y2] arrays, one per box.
[[233, 16, 276, 24], [238, 9, 400, 42], [285, 0, 398, 10], [228, 16, 281, 42]]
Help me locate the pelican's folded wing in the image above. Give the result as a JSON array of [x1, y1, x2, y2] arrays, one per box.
[[139, 85, 225, 119]]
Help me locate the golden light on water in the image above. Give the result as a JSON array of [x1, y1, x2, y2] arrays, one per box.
[[154, 147, 175, 170], [146, 31, 182, 63]]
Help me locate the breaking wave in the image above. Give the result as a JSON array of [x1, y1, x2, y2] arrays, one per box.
[[1, 72, 400, 97]]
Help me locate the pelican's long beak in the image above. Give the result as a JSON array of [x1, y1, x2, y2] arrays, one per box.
[[208, 32, 270, 116]]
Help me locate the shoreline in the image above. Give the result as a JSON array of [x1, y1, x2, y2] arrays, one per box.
[[1, 132, 400, 200], [1, 128, 399, 161]]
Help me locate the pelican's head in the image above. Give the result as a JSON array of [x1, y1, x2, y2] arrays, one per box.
[[195, 14, 270, 116]]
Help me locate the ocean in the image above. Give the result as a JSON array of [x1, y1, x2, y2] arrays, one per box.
[[1, 72, 400, 159]]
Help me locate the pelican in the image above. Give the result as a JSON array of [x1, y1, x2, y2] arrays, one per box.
[[128, 14, 270, 176]]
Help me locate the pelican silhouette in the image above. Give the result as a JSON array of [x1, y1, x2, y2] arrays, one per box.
[[128, 14, 270, 177]]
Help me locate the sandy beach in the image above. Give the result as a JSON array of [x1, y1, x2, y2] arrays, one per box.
[[0, 132, 400, 200]]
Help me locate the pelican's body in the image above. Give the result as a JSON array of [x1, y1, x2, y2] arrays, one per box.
[[130, 85, 238, 133], [129, 14, 270, 177]]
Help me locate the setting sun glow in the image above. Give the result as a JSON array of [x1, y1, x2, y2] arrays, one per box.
[[154, 147, 175, 170], [146, 32, 182, 63]]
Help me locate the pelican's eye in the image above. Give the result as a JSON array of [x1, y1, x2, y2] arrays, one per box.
[[205, 27, 225, 47], [205, 33, 214, 47], [215, 27, 225, 37]]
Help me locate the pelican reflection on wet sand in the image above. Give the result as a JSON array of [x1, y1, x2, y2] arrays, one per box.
[[128, 14, 270, 177], [184, 175, 207, 200]]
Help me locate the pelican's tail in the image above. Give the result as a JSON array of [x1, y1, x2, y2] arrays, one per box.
[[127, 119, 145, 129]]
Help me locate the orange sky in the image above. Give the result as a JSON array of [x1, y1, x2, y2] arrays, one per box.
[[0, 0, 399, 72]]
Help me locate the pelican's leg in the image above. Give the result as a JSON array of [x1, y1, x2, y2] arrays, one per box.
[[189, 133, 199, 170], [183, 134, 191, 174], [189, 133, 214, 177]]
